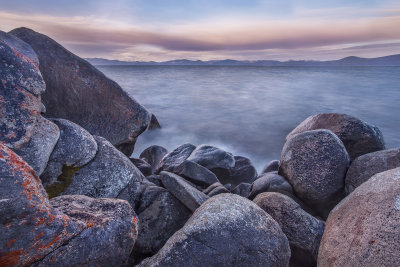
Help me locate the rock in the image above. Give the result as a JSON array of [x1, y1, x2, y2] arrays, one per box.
[[10, 27, 151, 155], [254, 192, 324, 266], [0, 143, 83, 266], [224, 183, 232, 191], [12, 116, 60, 176], [40, 118, 97, 185], [139, 145, 168, 173], [286, 113, 385, 161], [202, 182, 222, 195], [146, 175, 163, 187], [217, 156, 258, 187], [261, 160, 280, 174], [0, 31, 42, 149], [345, 147, 400, 194], [130, 158, 153, 176], [231, 182, 251, 198], [208, 185, 230, 197], [146, 113, 161, 130], [279, 129, 350, 217], [45, 136, 144, 203], [318, 167, 400, 267], [133, 185, 191, 260], [248, 172, 294, 200], [156, 143, 196, 173], [160, 171, 209, 212], [173, 160, 219, 187], [138, 194, 291, 267], [187, 144, 235, 171]]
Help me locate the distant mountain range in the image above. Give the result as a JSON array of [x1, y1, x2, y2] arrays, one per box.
[[86, 54, 400, 67]]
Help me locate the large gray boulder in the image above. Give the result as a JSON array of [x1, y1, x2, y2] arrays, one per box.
[[345, 147, 400, 194], [173, 160, 219, 187], [160, 171, 209, 212], [254, 192, 324, 267], [217, 155, 258, 187], [187, 144, 235, 171], [40, 118, 97, 186], [286, 113, 385, 161], [140, 145, 168, 173], [279, 129, 350, 217], [139, 194, 291, 267], [156, 143, 196, 173], [10, 27, 151, 155], [248, 172, 294, 200], [133, 185, 191, 260], [318, 167, 400, 267]]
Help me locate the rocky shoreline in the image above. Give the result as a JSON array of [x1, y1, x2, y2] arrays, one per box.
[[1, 28, 399, 266]]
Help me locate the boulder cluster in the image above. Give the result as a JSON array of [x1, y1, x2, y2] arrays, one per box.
[[1, 28, 399, 266]]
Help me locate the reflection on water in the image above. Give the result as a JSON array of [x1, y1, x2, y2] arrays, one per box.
[[97, 65, 400, 171]]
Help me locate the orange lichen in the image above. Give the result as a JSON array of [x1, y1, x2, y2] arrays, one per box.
[[0, 249, 23, 266], [131, 216, 138, 224]]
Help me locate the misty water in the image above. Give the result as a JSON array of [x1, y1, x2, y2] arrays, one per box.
[[97, 65, 400, 172]]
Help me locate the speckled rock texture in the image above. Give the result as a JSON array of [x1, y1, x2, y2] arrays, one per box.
[[217, 155, 258, 187], [160, 171, 209, 212], [132, 185, 191, 260], [318, 167, 400, 267], [279, 129, 350, 218], [254, 192, 324, 267], [58, 136, 144, 202], [0, 144, 84, 266], [138, 194, 291, 267], [40, 118, 97, 186], [187, 144, 235, 171], [140, 145, 168, 173], [261, 160, 280, 174], [10, 27, 151, 155], [0, 31, 43, 149], [174, 160, 219, 187], [249, 172, 294, 200], [286, 113, 385, 161], [345, 147, 400, 194], [156, 143, 196, 173], [231, 182, 252, 197], [34, 195, 138, 267]]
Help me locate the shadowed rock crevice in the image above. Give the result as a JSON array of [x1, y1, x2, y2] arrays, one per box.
[[45, 164, 82, 199]]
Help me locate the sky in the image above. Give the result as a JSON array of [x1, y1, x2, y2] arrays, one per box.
[[1, 0, 400, 61]]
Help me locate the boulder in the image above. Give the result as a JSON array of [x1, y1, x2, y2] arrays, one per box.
[[133, 185, 191, 260], [254, 192, 324, 266], [217, 156, 258, 187], [286, 113, 385, 161], [0, 143, 83, 266], [160, 171, 209, 212], [146, 113, 161, 130], [139, 145, 168, 173], [203, 182, 223, 195], [13, 116, 60, 176], [40, 118, 97, 186], [187, 144, 235, 171], [10, 27, 151, 155], [208, 185, 230, 197], [279, 129, 350, 218], [261, 160, 280, 174], [345, 147, 400, 194], [173, 160, 219, 187], [318, 167, 400, 267], [231, 182, 251, 198], [45, 136, 144, 204], [248, 172, 294, 200], [156, 143, 196, 173], [130, 158, 153, 176], [146, 175, 163, 187], [138, 194, 291, 267]]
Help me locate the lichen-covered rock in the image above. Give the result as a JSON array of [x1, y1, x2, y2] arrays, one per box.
[[254, 192, 324, 267], [140, 145, 168, 173], [217, 155, 258, 187], [160, 171, 209, 212], [231, 182, 251, 198], [174, 160, 219, 187], [138, 194, 291, 267], [286, 113, 385, 161], [261, 160, 280, 174], [130, 158, 153, 176], [46, 136, 144, 203], [10, 27, 151, 155], [187, 144, 235, 171], [318, 167, 400, 267], [0, 143, 83, 266], [248, 172, 294, 200], [133, 185, 191, 260], [345, 147, 400, 194], [156, 143, 196, 173], [34, 195, 138, 267], [40, 118, 97, 186], [279, 129, 350, 217]]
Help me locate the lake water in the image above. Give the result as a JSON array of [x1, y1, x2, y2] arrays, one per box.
[[97, 65, 400, 172]]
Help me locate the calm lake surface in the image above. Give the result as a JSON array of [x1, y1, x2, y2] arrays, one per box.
[[97, 65, 400, 171]]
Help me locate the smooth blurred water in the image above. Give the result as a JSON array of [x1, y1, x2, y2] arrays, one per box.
[[97, 65, 400, 172]]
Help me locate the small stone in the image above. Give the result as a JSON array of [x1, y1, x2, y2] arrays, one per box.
[[261, 160, 280, 174], [139, 145, 168, 173], [156, 143, 196, 173], [174, 160, 219, 187], [248, 172, 294, 200], [187, 144, 235, 170]]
